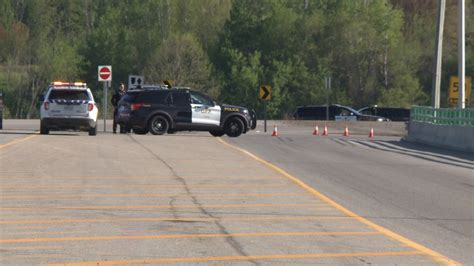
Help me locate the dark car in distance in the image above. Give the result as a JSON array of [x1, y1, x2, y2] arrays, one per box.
[[117, 86, 256, 137], [293, 104, 389, 122], [358, 106, 410, 122]]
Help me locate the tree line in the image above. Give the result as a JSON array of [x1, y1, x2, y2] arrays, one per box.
[[0, 0, 472, 119]]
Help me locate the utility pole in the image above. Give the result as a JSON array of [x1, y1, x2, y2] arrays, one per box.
[[325, 76, 331, 121], [432, 0, 446, 108], [458, 0, 466, 109]]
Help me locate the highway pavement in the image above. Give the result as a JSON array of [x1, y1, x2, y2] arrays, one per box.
[[0, 120, 471, 265]]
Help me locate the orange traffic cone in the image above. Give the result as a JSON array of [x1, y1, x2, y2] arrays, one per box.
[[322, 125, 328, 136], [271, 125, 278, 137], [343, 125, 349, 137], [313, 125, 319, 136], [369, 127, 374, 138]]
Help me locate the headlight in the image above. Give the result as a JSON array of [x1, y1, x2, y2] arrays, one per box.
[[243, 109, 249, 114], [377, 118, 384, 122]]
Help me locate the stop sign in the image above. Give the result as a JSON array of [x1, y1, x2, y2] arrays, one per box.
[[98, 65, 112, 81]]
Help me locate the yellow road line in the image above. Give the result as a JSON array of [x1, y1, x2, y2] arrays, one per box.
[[0, 231, 381, 243], [0, 203, 318, 211], [0, 175, 281, 180], [0, 246, 62, 251], [0, 192, 303, 200], [218, 138, 460, 265], [45, 251, 424, 266], [0, 134, 37, 150], [0, 183, 286, 189], [0, 215, 353, 225]]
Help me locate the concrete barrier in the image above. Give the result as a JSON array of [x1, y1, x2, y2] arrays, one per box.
[[406, 121, 474, 153]]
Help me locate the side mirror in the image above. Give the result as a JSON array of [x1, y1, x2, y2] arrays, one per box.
[[39, 93, 45, 102]]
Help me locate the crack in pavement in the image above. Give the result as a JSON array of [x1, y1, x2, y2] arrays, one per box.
[[129, 135, 258, 265]]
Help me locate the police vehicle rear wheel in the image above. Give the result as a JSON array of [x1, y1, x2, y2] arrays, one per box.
[[224, 117, 244, 137], [40, 122, 49, 135], [149, 116, 169, 135], [88, 126, 97, 136], [133, 127, 148, 135], [209, 130, 225, 137]]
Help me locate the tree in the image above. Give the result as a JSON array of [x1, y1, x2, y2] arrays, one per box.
[[144, 33, 211, 90]]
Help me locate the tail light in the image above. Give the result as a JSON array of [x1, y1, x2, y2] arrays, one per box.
[[87, 103, 94, 111], [131, 103, 143, 111], [44, 102, 49, 110]]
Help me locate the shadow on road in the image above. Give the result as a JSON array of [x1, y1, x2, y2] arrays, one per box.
[[356, 140, 473, 170]]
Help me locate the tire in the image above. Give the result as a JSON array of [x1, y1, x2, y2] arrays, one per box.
[[133, 127, 148, 135], [88, 125, 97, 136], [250, 109, 257, 130], [209, 130, 225, 137], [40, 121, 49, 135], [224, 117, 244, 137], [148, 115, 169, 135]]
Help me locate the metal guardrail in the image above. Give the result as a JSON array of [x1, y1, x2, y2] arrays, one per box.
[[411, 106, 474, 126]]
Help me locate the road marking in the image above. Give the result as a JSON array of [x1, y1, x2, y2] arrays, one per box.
[[0, 246, 62, 251], [0, 175, 283, 180], [0, 183, 287, 189], [0, 231, 381, 243], [45, 251, 424, 265], [218, 138, 460, 265], [0, 215, 353, 225], [0, 192, 304, 200], [0, 203, 321, 211], [0, 134, 37, 150]]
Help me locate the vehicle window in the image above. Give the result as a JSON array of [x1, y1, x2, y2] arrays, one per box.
[[190, 91, 214, 106], [48, 90, 90, 101], [136, 91, 169, 104], [360, 109, 373, 115], [339, 108, 351, 116], [121, 92, 139, 103], [172, 91, 190, 107]]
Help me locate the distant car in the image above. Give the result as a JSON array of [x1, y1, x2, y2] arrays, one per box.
[[117, 86, 255, 137], [39, 81, 98, 135], [293, 104, 389, 122], [358, 106, 410, 122]]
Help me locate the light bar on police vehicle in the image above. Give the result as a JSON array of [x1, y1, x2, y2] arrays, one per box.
[[51, 81, 87, 87]]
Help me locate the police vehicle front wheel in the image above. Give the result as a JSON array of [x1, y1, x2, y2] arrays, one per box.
[[149, 116, 169, 135], [224, 117, 244, 137]]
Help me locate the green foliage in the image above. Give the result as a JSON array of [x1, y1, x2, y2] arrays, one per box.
[[144, 33, 211, 90], [0, 0, 472, 118]]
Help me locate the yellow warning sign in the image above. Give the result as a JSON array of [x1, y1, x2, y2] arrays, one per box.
[[259, 85, 271, 100], [448, 76, 471, 106]]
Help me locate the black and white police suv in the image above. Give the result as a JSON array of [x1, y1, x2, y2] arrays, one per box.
[[117, 86, 256, 137], [40, 82, 98, 136]]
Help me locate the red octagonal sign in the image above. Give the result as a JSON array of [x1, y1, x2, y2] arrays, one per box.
[[98, 65, 112, 81]]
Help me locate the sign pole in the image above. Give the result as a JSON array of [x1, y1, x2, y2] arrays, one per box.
[[103, 81, 107, 132], [458, 0, 465, 109], [98, 65, 112, 132], [264, 101, 267, 133]]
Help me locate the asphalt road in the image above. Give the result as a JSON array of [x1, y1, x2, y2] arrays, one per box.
[[0, 120, 472, 265], [228, 123, 474, 265]]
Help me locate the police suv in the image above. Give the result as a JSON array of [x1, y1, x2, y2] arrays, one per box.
[[40, 82, 98, 136], [117, 86, 256, 137]]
